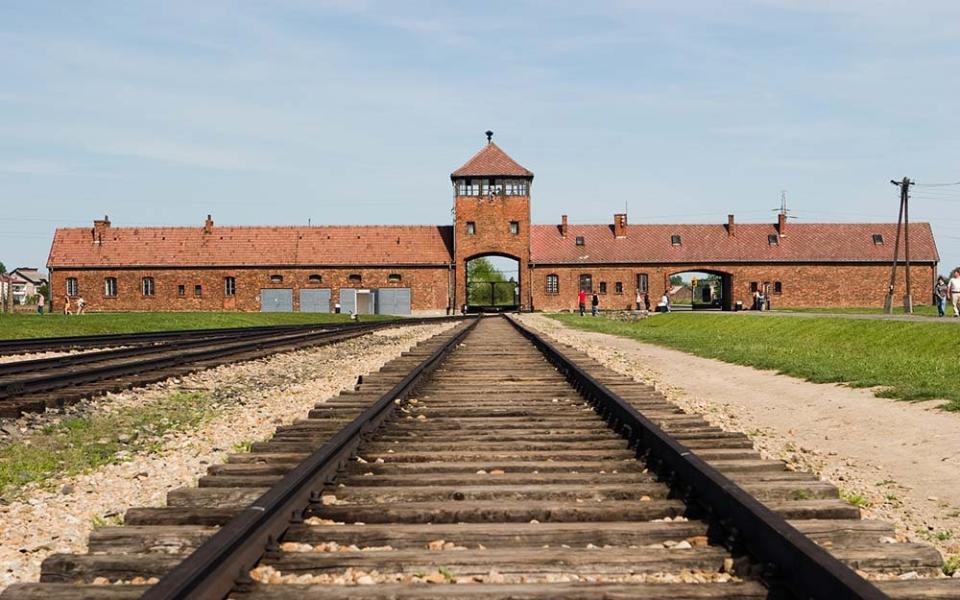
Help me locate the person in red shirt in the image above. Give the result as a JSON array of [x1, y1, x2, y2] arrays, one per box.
[[577, 289, 586, 316]]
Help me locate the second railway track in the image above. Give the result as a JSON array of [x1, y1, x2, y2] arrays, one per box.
[[3, 316, 957, 599], [0, 318, 459, 418]]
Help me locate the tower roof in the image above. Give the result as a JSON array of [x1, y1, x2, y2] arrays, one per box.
[[451, 142, 533, 179]]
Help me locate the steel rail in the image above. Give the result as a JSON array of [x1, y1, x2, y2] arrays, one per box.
[[0, 326, 337, 378], [0, 318, 431, 356], [0, 317, 466, 402], [0, 323, 331, 355], [506, 315, 888, 600], [140, 317, 478, 600]]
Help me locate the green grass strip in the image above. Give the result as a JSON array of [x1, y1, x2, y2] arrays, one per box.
[[550, 313, 960, 411], [0, 312, 389, 340], [0, 391, 216, 498]]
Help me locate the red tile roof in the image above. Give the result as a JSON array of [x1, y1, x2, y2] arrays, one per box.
[[451, 143, 533, 178], [530, 222, 939, 264], [48, 225, 454, 268]]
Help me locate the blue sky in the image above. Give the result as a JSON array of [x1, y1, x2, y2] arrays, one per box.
[[2, 1, 959, 275]]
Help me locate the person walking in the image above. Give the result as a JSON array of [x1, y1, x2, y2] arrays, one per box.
[[949, 269, 960, 318], [37, 293, 44, 315], [577, 289, 586, 316], [63, 293, 72, 315], [76, 296, 86, 315], [635, 289, 642, 311], [591, 292, 599, 316], [935, 275, 948, 317]]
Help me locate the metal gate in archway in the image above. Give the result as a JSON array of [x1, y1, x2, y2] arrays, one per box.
[[466, 280, 519, 312]]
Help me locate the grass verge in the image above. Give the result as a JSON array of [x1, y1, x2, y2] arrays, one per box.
[[0, 391, 215, 498], [549, 313, 960, 410], [0, 311, 391, 340]]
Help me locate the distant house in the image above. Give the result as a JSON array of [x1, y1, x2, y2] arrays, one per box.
[[0, 273, 29, 306], [8, 268, 47, 304]]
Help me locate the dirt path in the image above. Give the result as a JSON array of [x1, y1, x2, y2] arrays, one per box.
[[520, 313, 960, 562]]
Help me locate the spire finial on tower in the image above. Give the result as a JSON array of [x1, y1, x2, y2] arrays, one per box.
[[485, 130, 493, 144]]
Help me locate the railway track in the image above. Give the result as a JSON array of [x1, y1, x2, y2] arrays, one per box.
[[0, 322, 401, 356], [3, 316, 957, 599], [0, 318, 459, 419]]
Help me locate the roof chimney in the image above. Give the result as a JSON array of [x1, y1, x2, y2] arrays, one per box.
[[727, 214, 736, 237], [777, 212, 787, 237], [613, 213, 627, 238], [203, 214, 214, 234], [92, 215, 110, 243], [560, 214, 568, 238]]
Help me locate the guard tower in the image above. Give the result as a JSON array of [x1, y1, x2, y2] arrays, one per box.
[[451, 132, 533, 311]]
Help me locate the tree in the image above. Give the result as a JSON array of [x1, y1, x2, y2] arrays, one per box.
[[0, 261, 6, 274], [669, 275, 683, 286]]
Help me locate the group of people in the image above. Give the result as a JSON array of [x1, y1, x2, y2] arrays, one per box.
[[934, 269, 960, 318], [62, 294, 86, 315], [576, 288, 669, 315]]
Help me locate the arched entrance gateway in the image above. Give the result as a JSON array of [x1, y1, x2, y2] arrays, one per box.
[[465, 254, 520, 312], [664, 269, 734, 311]]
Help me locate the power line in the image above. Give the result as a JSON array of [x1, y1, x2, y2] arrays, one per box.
[[915, 180, 960, 187]]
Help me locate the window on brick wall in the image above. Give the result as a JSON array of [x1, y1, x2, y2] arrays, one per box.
[[636, 273, 648, 293], [510, 221, 519, 235], [774, 281, 782, 294], [178, 284, 185, 297], [66, 278, 78, 296], [546, 274, 559, 295], [388, 273, 402, 282], [308, 274, 322, 284], [579, 274, 592, 293], [348, 274, 362, 283], [466, 222, 476, 235], [615, 281, 623, 294], [104, 277, 117, 297], [599, 281, 608, 294], [141, 277, 155, 297], [750, 281, 758, 293], [270, 274, 283, 284], [194, 284, 202, 297], [224, 277, 236, 296]]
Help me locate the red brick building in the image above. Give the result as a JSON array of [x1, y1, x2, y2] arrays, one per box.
[[47, 138, 939, 314]]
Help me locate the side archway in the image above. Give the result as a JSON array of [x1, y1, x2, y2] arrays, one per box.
[[664, 268, 734, 311]]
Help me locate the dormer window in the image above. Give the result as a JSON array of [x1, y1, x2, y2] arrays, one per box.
[[768, 234, 779, 246], [575, 236, 585, 246], [671, 235, 682, 246], [872, 234, 884, 245]]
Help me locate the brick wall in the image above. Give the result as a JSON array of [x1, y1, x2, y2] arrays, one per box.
[[530, 263, 938, 311], [49, 266, 451, 313], [453, 194, 531, 310]]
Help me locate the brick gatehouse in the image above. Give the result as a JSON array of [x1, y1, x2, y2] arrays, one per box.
[[47, 137, 939, 314]]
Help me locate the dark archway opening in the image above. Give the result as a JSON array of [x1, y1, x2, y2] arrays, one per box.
[[666, 270, 733, 311], [465, 255, 519, 313]]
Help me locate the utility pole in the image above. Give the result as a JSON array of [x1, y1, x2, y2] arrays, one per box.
[[885, 177, 914, 313]]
